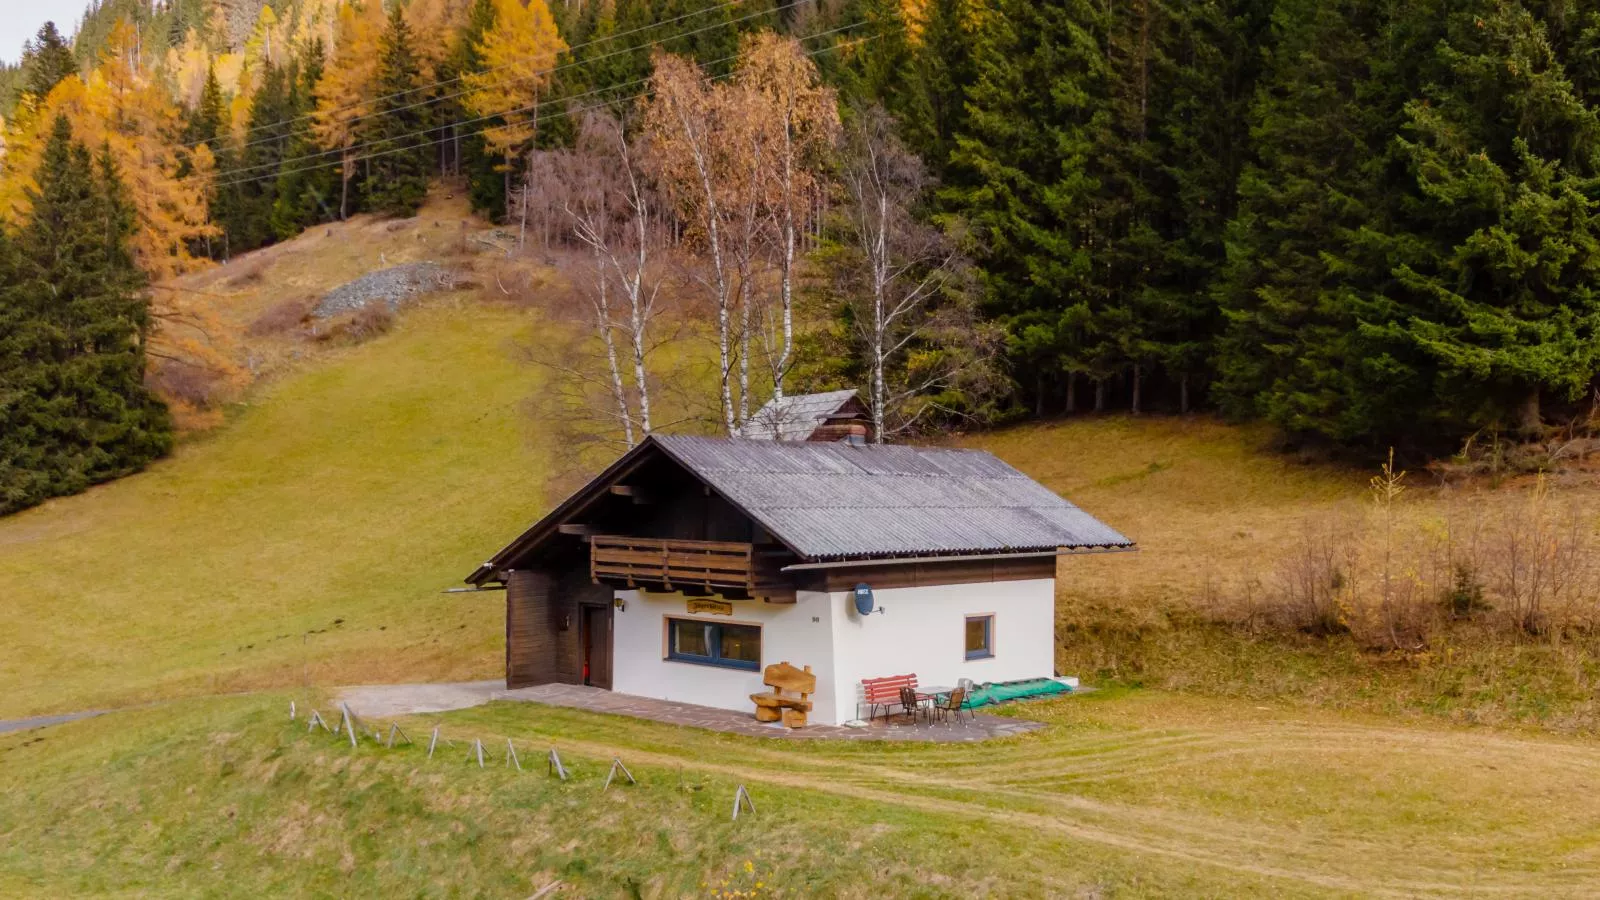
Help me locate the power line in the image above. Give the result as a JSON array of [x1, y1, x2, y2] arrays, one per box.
[[216, 18, 872, 183], [213, 27, 878, 192], [223, 0, 788, 159], [205, 0, 779, 151], [211, 23, 879, 192]]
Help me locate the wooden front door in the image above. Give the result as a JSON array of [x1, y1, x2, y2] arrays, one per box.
[[580, 603, 613, 690]]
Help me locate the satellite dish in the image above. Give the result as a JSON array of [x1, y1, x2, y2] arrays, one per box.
[[853, 583, 875, 616]]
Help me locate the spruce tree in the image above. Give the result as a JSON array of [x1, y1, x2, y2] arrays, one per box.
[[907, 0, 975, 179], [1380, 1, 1600, 435], [188, 63, 242, 259], [22, 22, 77, 102], [1212, 0, 1411, 443], [821, 0, 915, 117], [363, 4, 432, 216], [230, 63, 295, 254], [945, 0, 1106, 415], [0, 116, 171, 515], [271, 40, 340, 237], [656, 0, 751, 75]]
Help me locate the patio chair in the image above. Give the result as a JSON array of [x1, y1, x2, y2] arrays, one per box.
[[898, 685, 931, 724], [932, 687, 972, 724]]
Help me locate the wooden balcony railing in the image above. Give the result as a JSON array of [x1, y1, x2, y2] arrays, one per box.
[[590, 535, 758, 591]]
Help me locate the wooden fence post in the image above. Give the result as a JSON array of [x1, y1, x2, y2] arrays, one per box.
[[602, 757, 636, 791], [732, 784, 755, 821], [339, 704, 359, 748]]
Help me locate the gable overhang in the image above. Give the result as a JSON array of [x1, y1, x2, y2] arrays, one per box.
[[464, 437, 661, 585], [464, 435, 808, 585]]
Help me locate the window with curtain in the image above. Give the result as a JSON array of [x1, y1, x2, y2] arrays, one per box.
[[965, 614, 994, 660], [666, 617, 761, 670]]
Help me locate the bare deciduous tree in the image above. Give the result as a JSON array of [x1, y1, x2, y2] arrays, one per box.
[[533, 110, 667, 447], [643, 38, 839, 433], [834, 106, 1001, 441]]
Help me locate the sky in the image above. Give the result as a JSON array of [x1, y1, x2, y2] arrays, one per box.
[[1, 0, 93, 66]]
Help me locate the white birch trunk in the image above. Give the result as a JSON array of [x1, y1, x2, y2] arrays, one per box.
[[591, 244, 633, 447]]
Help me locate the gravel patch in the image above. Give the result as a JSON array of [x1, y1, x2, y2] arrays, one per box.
[[313, 262, 453, 319], [335, 680, 504, 718]]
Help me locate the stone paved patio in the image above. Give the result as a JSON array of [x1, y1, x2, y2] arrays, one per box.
[[338, 680, 1045, 742], [501, 683, 1044, 742]]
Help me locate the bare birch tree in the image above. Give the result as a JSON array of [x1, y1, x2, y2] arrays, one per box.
[[835, 107, 1001, 441], [545, 111, 667, 447]]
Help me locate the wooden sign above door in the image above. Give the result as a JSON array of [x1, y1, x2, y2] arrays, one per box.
[[686, 598, 733, 616]]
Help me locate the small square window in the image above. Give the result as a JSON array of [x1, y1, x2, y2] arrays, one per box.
[[965, 615, 994, 660]]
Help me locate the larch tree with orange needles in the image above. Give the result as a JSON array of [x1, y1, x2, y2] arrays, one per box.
[[312, 0, 384, 219], [463, 0, 567, 225]]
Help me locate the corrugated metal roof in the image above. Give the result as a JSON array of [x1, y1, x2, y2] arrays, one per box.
[[738, 389, 860, 441], [652, 435, 1132, 560]]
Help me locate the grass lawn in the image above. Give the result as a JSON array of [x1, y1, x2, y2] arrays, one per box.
[[3, 689, 1597, 897], [0, 300, 549, 719]]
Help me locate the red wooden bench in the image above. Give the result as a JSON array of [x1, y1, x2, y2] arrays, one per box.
[[861, 674, 918, 722]]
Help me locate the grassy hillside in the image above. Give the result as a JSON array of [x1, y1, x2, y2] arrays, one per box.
[[4, 688, 1599, 897], [0, 300, 548, 719]]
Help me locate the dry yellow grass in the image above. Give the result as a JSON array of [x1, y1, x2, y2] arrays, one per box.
[[959, 416, 1359, 610], [963, 416, 1600, 731], [153, 185, 561, 430]]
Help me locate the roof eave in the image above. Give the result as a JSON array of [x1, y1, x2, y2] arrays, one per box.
[[463, 435, 666, 585], [779, 543, 1137, 570]]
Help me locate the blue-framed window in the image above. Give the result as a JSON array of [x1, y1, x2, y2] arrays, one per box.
[[965, 614, 994, 660], [666, 617, 761, 671]]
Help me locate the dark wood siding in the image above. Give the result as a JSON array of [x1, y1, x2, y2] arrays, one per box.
[[506, 568, 558, 688], [556, 567, 609, 684], [802, 555, 1057, 592], [506, 566, 612, 688]]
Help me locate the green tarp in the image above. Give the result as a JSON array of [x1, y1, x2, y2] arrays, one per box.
[[962, 677, 1072, 709]]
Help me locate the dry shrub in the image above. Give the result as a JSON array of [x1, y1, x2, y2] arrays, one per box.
[[345, 305, 395, 341], [1249, 464, 1600, 651], [151, 360, 225, 410], [313, 305, 395, 345], [224, 256, 270, 287], [1477, 477, 1600, 635], [1272, 517, 1356, 636], [247, 298, 313, 338]]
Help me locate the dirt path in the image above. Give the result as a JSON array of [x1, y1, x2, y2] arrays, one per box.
[[0, 710, 104, 734]]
